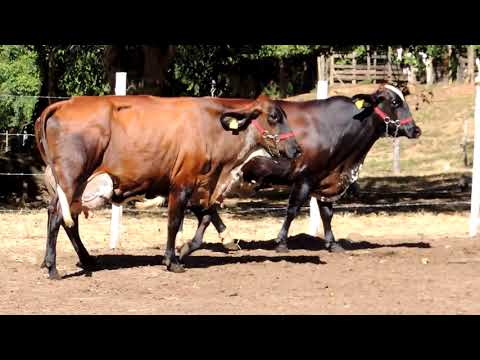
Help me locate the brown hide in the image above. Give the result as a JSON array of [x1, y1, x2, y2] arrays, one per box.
[[35, 95, 299, 214]]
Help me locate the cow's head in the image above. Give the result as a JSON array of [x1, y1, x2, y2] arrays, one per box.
[[353, 84, 422, 139], [220, 95, 302, 159]]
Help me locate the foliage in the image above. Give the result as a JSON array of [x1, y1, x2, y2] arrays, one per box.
[[262, 81, 281, 99], [39, 45, 110, 96], [256, 45, 329, 59], [0, 46, 40, 131], [170, 45, 352, 97], [56, 45, 111, 96], [170, 45, 265, 96]]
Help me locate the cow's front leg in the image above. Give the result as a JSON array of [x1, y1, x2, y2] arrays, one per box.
[[210, 208, 240, 251], [41, 196, 63, 280], [164, 186, 192, 273], [275, 180, 312, 253], [319, 201, 344, 252]]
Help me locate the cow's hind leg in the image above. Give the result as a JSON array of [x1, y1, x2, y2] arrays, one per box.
[[275, 180, 312, 253], [319, 202, 344, 252], [63, 214, 97, 269], [178, 207, 211, 260], [41, 196, 63, 280], [164, 187, 192, 273]]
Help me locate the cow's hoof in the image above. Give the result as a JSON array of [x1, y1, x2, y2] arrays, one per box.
[[223, 241, 241, 252], [275, 243, 289, 253], [40, 260, 47, 269], [167, 263, 186, 273], [328, 242, 345, 253], [48, 269, 62, 280]]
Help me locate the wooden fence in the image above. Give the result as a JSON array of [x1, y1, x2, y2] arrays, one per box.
[[329, 53, 407, 85]]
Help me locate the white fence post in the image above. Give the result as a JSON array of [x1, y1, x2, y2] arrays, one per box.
[[309, 56, 328, 236], [5, 130, 8, 153], [469, 60, 480, 237], [110, 72, 127, 250]]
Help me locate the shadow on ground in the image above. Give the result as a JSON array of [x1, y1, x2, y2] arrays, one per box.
[[223, 172, 472, 218], [61, 233, 430, 279], [202, 233, 431, 252]]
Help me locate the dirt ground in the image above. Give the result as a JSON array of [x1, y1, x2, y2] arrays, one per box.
[[1, 83, 479, 315], [2, 209, 480, 315]]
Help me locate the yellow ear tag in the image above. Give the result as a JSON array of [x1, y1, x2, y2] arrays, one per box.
[[355, 99, 365, 109], [229, 119, 239, 130]]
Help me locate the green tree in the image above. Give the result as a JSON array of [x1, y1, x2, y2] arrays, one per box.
[[57, 45, 111, 96], [0, 45, 41, 131], [30, 45, 111, 132]]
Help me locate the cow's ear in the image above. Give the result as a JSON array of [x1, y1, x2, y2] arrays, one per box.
[[220, 109, 261, 133], [352, 94, 376, 108], [352, 94, 375, 120]]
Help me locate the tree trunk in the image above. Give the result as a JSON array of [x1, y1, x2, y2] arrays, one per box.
[[104, 45, 175, 96], [422, 53, 435, 86], [142, 45, 175, 96], [104, 45, 122, 93], [387, 47, 392, 81], [426, 58, 435, 85], [30, 45, 50, 132], [448, 45, 454, 84], [467, 45, 475, 83], [279, 58, 287, 98], [47, 49, 60, 98], [456, 49, 464, 84], [407, 67, 417, 84]]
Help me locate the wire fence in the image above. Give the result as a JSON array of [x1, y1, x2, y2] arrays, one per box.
[[0, 94, 70, 100], [0, 91, 475, 217]]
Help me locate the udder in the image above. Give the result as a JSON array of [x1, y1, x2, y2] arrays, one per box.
[[44, 167, 114, 218]]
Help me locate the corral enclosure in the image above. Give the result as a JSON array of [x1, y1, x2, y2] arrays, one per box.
[[1, 83, 480, 314]]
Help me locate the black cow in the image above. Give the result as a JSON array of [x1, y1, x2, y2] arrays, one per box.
[[178, 84, 422, 254]]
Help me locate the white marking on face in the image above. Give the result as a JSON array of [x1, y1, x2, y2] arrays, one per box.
[[385, 84, 405, 101]]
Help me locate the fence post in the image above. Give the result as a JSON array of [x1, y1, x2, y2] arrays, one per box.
[[387, 47, 393, 81], [352, 52, 357, 85], [4, 131, 8, 153], [110, 72, 127, 250], [367, 46, 371, 82], [373, 51, 377, 84], [469, 63, 480, 237], [329, 55, 335, 85], [393, 138, 401, 174], [309, 56, 329, 237]]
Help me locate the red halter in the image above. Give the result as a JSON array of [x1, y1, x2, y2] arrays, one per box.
[[374, 106, 413, 126], [251, 119, 295, 141]]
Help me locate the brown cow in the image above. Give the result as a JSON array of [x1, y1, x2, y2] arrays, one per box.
[[35, 94, 301, 279]]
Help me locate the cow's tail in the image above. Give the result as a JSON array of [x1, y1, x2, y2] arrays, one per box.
[[34, 99, 75, 227]]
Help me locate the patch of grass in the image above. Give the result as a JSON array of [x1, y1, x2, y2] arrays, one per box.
[[287, 83, 476, 178]]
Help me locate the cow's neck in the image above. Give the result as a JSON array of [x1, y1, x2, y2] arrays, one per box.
[[347, 115, 382, 163]]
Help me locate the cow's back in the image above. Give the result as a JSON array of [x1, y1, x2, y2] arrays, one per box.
[[277, 97, 370, 173], [97, 97, 222, 198]]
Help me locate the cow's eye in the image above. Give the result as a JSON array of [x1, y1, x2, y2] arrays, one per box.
[[269, 112, 278, 124], [392, 100, 399, 107]]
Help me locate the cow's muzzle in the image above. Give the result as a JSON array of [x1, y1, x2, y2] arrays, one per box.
[[413, 126, 422, 138]]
